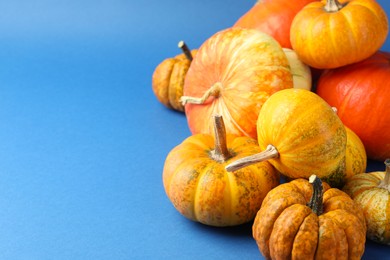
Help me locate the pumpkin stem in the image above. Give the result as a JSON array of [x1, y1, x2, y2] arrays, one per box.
[[210, 115, 232, 162], [308, 175, 324, 216], [324, 0, 346, 12], [225, 144, 279, 172], [180, 82, 222, 106], [178, 40, 193, 61], [378, 159, 390, 190]]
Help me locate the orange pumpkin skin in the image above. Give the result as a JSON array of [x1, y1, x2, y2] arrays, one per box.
[[233, 0, 316, 48], [290, 0, 389, 69], [256, 89, 347, 180], [343, 161, 390, 244], [253, 178, 366, 259], [163, 131, 279, 227], [183, 27, 293, 139], [345, 126, 367, 179], [316, 51, 390, 161], [152, 50, 197, 111]]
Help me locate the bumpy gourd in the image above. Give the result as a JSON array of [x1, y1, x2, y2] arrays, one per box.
[[253, 175, 366, 259]]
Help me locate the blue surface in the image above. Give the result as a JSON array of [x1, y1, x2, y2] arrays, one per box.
[[0, 0, 389, 259]]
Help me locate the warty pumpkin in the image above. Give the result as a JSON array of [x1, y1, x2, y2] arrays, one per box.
[[290, 0, 389, 69], [226, 89, 347, 185], [181, 27, 293, 139], [162, 115, 279, 227], [253, 175, 366, 259], [343, 159, 390, 244], [152, 41, 197, 112], [316, 51, 390, 161], [233, 0, 317, 49]]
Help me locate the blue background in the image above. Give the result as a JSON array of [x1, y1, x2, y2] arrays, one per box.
[[0, 0, 389, 259]]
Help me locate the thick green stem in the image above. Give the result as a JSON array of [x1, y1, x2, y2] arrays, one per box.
[[378, 159, 390, 191], [180, 82, 222, 105], [225, 145, 279, 172], [178, 40, 193, 61], [308, 175, 324, 216], [324, 0, 346, 12], [210, 115, 232, 163]]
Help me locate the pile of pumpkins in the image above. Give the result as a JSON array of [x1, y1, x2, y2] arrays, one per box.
[[152, 0, 390, 258]]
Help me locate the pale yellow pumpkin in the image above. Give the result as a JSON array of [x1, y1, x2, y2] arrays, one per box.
[[343, 159, 390, 244]]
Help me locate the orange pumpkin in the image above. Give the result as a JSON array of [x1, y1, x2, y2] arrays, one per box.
[[163, 115, 279, 227], [343, 159, 390, 244], [316, 51, 390, 161], [181, 27, 293, 139], [253, 175, 366, 259], [226, 89, 347, 185], [233, 0, 317, 48], [152, 41, 197, 112], [290, 0, 389, 69]]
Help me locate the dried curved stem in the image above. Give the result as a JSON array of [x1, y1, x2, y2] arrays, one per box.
[[180, 82, 222, 105], [225, 145, 279, 172]]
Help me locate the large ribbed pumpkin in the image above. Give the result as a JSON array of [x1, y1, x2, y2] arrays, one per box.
[[226, 89, 347, 184], [181, 27, 293, 139], [163, 115, 279, 227], [290, 0, 389, 69]]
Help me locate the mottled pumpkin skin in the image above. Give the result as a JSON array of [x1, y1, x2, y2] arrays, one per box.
[[253, 178, 366, 259], [343, 171, 390, 244], [183, 27, 293, 139], [290, 0, 389, 69], [256, 89, 347, 180], [345, 127, 367, 179], [152, 50, 197, 111], [163, 134, 279, 227]]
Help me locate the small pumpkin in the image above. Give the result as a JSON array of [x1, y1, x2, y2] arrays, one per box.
[[343, 159, 390, 244], [253, 175, 366, 259], [316, 51, 390, 161], [152, 41, 197, 112], [290, 0, 389, 69], [233, 0, 317, 48], [181, 27, 293, 139], [226, 89, 347, 184], [163, 115, 279, 227]]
